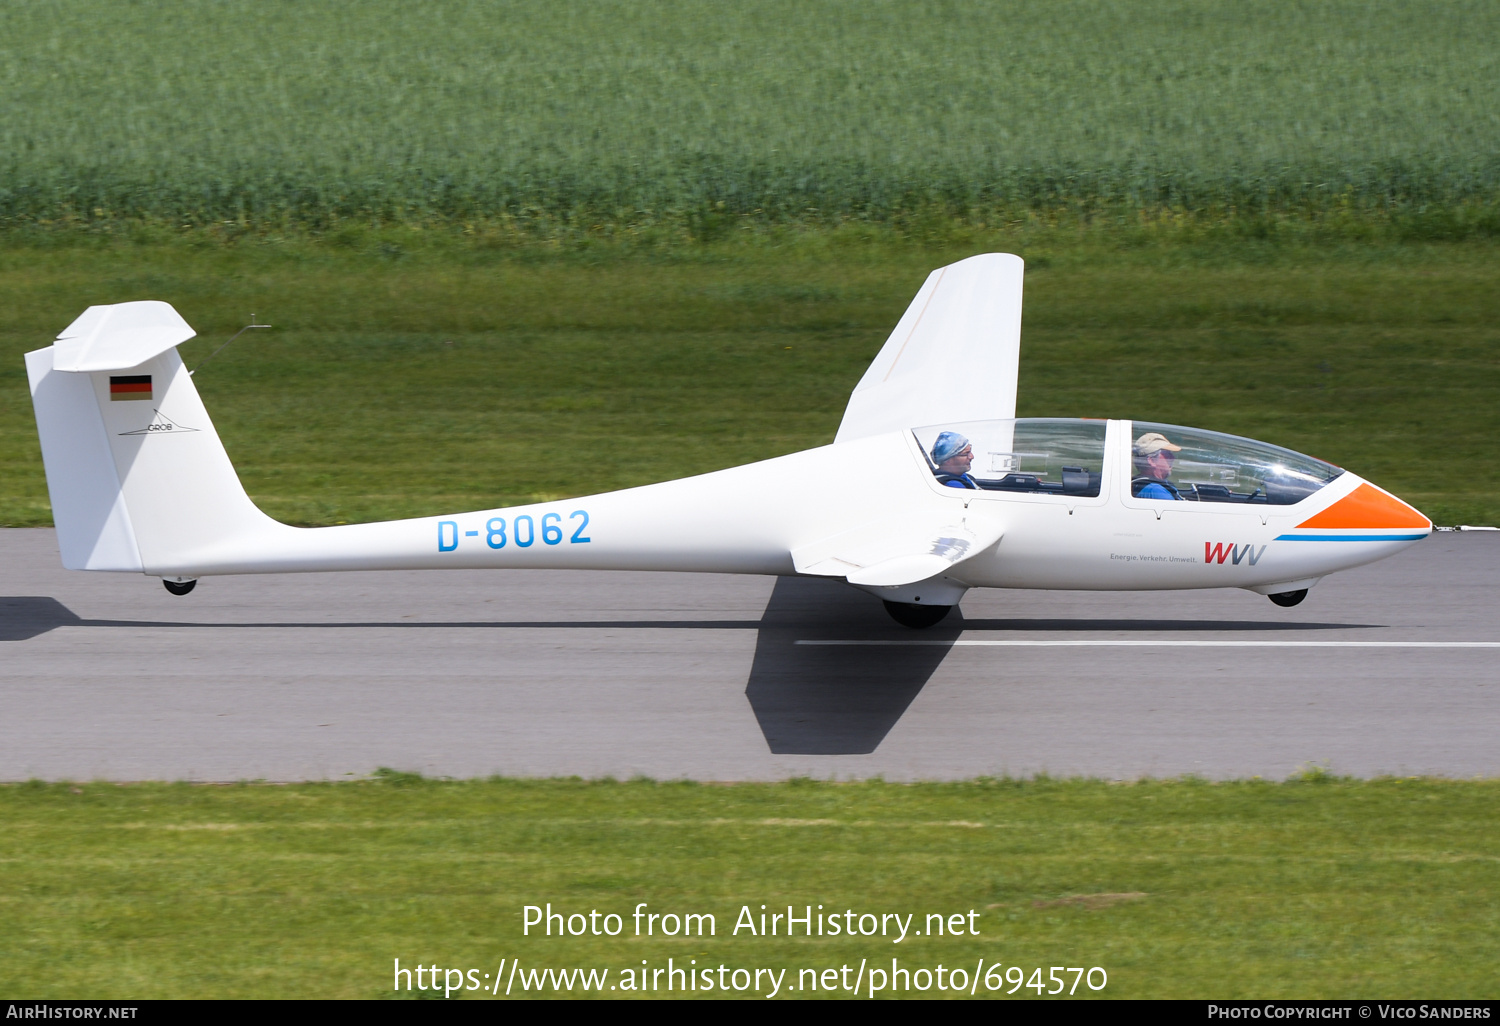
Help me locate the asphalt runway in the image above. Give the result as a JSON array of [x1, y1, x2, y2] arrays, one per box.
[[2, 528, 1496, 781]]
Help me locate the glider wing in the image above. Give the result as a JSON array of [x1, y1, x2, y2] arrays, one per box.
[[834, 252, 1023, 444], [791, 512, 1004, 587]]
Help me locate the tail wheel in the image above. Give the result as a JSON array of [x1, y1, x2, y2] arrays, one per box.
[[1268, 589, 1307, 607], [883, 601, 952, 629], [162, 579, 197, 596]]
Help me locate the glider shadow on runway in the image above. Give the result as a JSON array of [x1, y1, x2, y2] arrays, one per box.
[[0, 592, 1381, 642], [743, 576, 962, 755], [1, 597, 83, 642], [2, 592, 1383, 758]]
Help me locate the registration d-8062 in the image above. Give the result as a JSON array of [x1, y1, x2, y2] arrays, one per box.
[[436, 511, 591, 553]]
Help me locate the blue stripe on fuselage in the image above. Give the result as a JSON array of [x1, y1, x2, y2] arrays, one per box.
[[1274, 533, 1428, 542]]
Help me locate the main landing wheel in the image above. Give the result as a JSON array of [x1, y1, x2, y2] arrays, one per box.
[[1268, 589, 1307, 608], [883, 600, 952, 629], [162, 578, 197, 596]]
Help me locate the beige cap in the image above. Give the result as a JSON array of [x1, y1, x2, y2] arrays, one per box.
[[1134, 431, 1183, 457]]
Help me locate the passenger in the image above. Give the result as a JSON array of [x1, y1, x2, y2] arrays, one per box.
[[1132, 431, 1184, 500], [930, 430, 978, 489]]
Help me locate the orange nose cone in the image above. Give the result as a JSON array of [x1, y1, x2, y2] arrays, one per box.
[[1297, 483, 1431, 530]]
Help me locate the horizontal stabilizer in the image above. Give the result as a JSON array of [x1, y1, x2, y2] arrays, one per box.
[[792, 513, 1003, 587], [53, 301, 196, 372], [835, 253, 1023, 444]]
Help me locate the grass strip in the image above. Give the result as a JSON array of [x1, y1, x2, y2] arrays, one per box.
[[2, 227, 1496, 528], [0, 774, 1495, 999]]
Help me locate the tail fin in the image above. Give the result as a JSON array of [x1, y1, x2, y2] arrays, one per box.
[[27, 302, 279, 575]]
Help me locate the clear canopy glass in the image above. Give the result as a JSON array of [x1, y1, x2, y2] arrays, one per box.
[[1129, 421, 1342, 505], [912, 418, 1106, 497]]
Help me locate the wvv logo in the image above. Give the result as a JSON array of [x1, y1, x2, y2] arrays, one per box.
[[1205, 542, 1266, 566]]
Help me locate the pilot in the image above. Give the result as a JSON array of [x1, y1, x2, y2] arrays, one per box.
[[931, 431, 978, 489], [1132, 431, 1184, 499]]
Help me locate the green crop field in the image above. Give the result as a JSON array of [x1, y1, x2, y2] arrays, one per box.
[[3, 775, 1497, 999], [1, 0, 1498, 228]]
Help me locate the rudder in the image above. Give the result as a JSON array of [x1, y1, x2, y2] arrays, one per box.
[[26, 347, 142, 571], [27, 302, 282, 576]]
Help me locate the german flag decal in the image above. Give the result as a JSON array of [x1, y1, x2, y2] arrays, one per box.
[[109, 375, 152, 401]]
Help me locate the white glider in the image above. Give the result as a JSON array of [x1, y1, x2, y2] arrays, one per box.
[[25, 253, 1430, 628]]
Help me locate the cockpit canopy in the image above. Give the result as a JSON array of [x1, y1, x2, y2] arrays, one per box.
[[913, 418, 1107, 497], [1129, 421, 1341, 505], [910, 418, 1343, 505]]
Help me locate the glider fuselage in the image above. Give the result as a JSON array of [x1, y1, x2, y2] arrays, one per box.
[[102, 391, 1420, 603], [25, 253, 1431, 621]]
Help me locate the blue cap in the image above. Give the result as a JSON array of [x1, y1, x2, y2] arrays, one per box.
[[930, 430, 970, 464]]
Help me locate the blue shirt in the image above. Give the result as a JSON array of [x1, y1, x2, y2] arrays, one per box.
[[1137, 481, 1179, 500]]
